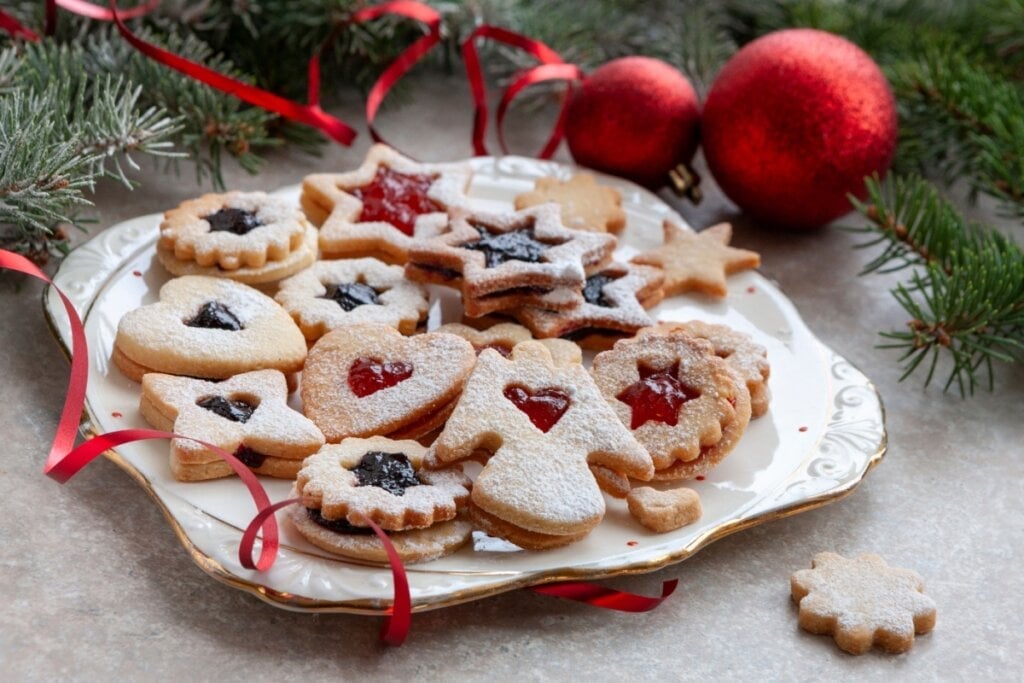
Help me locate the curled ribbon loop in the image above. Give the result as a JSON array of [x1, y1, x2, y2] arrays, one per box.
[[350, 0, 442, 147], [530, 578, 679, 612], [0, 9, 40, 40], [57, 0, 161, 21], [461, 26, 582, 158]]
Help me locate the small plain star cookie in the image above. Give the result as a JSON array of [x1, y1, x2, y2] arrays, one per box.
[[791, 552, 937, 654], [631, 221, 760, 298], [514, 173, 626, 233]]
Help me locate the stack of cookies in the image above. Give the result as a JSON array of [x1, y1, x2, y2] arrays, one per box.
[[114, 143, 769, 564]]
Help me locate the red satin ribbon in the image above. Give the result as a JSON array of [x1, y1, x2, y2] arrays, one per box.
[[462, 25, 582, 158], [0, 9, 40, 40], [530, 578, 679, 612], [55, 0, 160, 21], [241, 497, 411, 645], [350, 1, 442, 147]]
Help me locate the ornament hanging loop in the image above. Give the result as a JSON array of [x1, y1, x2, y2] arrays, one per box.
[[669, 164, 703, 204]]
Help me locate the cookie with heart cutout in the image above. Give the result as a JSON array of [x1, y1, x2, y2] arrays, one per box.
[[590, 332, 751, 480], [301, 324, 476, 443], [512, 262, 665, 350], [159, 191, 312, 270], [275, 257, 430, 340], [436, 322, 582, 367], [426, 342, 654, 549], [140, 369, 325, 481], [640, 321, 771, 417], [405, 203, 617, 318], [114, 276, 307, 383], [303, 144, 472, 263]]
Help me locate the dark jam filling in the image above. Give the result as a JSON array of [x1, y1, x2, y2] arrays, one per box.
[[463, 224, 552, 268], [412, 264, 461, 281], [347, 357, 414, 397], [562, 327, 628, 342], [582, 273, 621, 308], [196, 395, 256, 423], [616, 361, 701, 430], [307, 507, 375, 535], [185, 301, 242, 330], [478, 285, 552, 299], [503, 384, 571, 433], [350, 451, 421, 496], [233, 445, 268, 468], [320, 282, 381, 311], [353, 166, 440, 236], [204, 207, 261, 235]]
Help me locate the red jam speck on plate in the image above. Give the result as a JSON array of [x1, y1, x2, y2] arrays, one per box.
[[616, 361, 700, 430], [627, 540, 639, 547], [132, 270, 142, 277], [695, 475, 705, 481], [111, 411, 123, 418], [353, 166, 440, 236], [503, 384, 571, 433], [348, 357, 414, 398]]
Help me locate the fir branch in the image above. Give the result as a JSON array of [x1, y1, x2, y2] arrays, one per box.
[[850, 175, 1024, 394]]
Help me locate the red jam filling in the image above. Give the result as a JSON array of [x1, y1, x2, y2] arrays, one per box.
[[616, 361, 701, 429], [348, 357, 414, 397], [503, 384, 571, 433], [353, 166, 440, 236]]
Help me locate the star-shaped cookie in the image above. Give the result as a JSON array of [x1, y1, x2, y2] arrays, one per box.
[[631, 221, 760, 298], [791, 552, 937, 654], [514, 173, 626, 233], [140, 369, 325, 481], [302, 144, 473, 263]]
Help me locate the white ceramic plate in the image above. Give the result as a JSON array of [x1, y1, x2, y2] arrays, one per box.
[[45, 156, 885, 614]]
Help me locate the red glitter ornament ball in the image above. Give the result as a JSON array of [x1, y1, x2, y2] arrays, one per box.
[[702, 29, 898, 230], [566, 56, 700, 189]]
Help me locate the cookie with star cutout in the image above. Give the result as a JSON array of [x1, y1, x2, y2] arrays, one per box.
[[631, 221, 760, 298], [140, 370, 325, 481], [291, 436, 473, 564], [427, 342, 654, 549], [303, 144, 472, 263], [513, 173, 626, 233], [512, 262, 665, 349], [275, 257, 429, 340], [301, 324, 476, 443], [590, 332, 751, 479], [114, 276, 307, 383], [791, 552, 937, 654], [406, 203, 617, 318]]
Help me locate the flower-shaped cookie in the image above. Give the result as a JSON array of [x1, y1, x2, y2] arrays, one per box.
[[302, 144, 472, 263], [642, 321, 771, 417], [514, 173, 626, 233], [296, 437, 471, 530], [275, 257, 430, 339], [631, 221, 760, 298], [114, 276, 306, 382], [791, 552, 937, 654], [590, 332, 751, 478], [140, 370, 325, 481], [437, 322, 582, 366], [406, 203, 617, 317], [159, 192, 311, 270], [513, 262, 665, 349], [428, 342, 653, 549]]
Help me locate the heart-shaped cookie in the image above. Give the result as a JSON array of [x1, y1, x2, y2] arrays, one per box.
[[114, 275, 306, 382], [301, 324, 476, 442], [626, 486, 702, 532]]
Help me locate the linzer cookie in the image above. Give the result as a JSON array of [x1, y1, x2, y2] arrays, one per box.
[[513, 262, 665, 349], [436, 322, 582, 366], [140, 370, 325, 481], [406, 203, 616, 317], [791, 552, 937, 654], [641, 321, 771, 417], [292, 437, 473, 564], [275, 258, 429, 340], [301, 324, 476, 442], [427, 342, 653, 549], [631, 221, 760, 298], [303, 144, 472, 263], [114, 276, 306, 382], [590, 333, 751, 479], [514, 173, 626, 233]]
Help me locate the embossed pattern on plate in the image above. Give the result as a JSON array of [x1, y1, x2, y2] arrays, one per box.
[[44, 156, 886, 614]]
